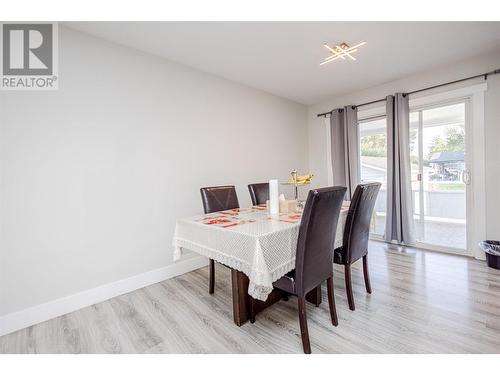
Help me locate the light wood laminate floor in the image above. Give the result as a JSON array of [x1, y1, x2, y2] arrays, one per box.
[[1, 241, 500, 353]]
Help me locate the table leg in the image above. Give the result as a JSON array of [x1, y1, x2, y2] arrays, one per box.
[[231, 269, 250, 326], [231, 269, 285, 326], [230, 270, 321, 326], [305, 284, 322, 306]]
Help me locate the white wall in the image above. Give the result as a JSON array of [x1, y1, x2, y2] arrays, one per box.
[[0, 26, 308, 325], [307, 50, 500, 242]]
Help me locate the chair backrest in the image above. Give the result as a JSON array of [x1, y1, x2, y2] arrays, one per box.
[[248, 183, 269, 206], [200, 185, 240, 214], [342, 183, 381, 264], [295, 186, 346, 296]]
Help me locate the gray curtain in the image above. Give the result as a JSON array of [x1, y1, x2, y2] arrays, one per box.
[[329, 109, 346, 188], [385, 94, 416, 244], [329, 106, 359, 199]]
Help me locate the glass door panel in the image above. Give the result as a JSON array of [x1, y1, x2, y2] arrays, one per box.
[[409, 112, 424, 239], [359, 117, 387, 236], [410, 102, 467, 251]]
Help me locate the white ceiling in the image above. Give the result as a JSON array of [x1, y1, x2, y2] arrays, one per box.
[[66, 22, 500, 105]]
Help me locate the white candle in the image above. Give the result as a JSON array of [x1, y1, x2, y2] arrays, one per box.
[[269, 179, 279, 216]]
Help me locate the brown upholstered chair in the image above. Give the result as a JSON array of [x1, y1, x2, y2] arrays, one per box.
[[334, 182, 381, 311], [250, 186, 346, 354], [200, 185, 240, 294], [248, 183, 269, 206]]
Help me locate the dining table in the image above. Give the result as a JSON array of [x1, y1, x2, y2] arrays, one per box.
[[173, 202, 349, 326]]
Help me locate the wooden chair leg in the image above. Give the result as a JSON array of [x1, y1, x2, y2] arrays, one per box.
[[362, 255, 372, 294], [345, 264, 355, 311], [249, 297, 256, 323], [326, 277, 338, 326], [297, 297, 311, 354], [314, 285, 321, 307], [209, 259, 215, 294]]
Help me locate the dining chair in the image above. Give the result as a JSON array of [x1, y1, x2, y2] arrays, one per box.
[[248, 182, 269, 206], [250, 186, 346, 354], [200, 185, 240, 294], [333, 182, 381, 311]]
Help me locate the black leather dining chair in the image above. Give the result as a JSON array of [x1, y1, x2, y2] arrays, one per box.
[[200, 185, 240, 294], [333, 182, 381, 311], [250, 186, 346, 354], [248, 183, 269, 206]]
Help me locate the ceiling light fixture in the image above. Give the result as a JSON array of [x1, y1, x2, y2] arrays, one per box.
[[321, 41, 366, 66]]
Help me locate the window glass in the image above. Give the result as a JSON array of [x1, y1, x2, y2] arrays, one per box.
[[359, 117, 387, 236]]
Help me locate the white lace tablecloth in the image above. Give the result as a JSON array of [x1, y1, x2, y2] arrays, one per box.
[[173, 204, 348, 301]]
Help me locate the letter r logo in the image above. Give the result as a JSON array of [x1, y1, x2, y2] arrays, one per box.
[[2, 24, 53, 75]]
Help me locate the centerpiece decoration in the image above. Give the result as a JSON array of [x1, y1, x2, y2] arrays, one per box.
[[282, 170, 314, 210]]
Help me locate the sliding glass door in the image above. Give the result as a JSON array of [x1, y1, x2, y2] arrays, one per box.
[[409, 101, 468, 252]]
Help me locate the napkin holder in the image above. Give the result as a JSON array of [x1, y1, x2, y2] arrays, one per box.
[[280, 199, 298, 214], [267, 199, 298, 214]]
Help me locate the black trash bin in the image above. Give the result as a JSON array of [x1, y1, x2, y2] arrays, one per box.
[[479, 240, 500, 270]]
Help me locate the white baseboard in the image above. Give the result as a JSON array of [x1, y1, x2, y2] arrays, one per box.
[[0, 255, 207, 337]]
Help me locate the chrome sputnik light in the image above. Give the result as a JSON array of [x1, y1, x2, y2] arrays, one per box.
[[320, 41, 366, 66]]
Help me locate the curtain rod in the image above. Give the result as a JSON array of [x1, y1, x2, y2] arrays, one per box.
[[317, 68, 500, 118]]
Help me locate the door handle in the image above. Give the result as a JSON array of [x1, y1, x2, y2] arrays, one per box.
[[462, 170, 471, 185]]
